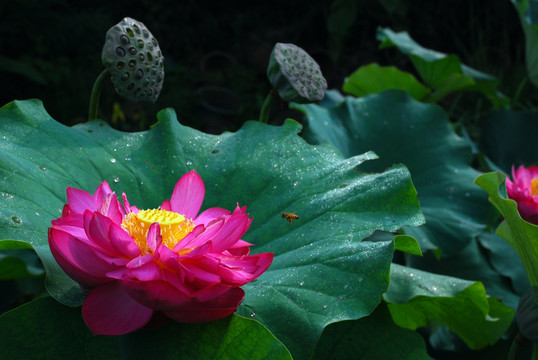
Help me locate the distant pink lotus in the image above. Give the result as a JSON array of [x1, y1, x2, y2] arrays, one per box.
[[506, 165, 538, 225], [48, 170, 273, 335]]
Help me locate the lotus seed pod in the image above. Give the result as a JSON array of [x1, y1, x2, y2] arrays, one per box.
[[517, 286, 538, 342], [101, 17, 164, 102], [267, 43, 327, 104]]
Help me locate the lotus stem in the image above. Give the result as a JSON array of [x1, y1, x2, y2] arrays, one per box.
[[259, 88, 278, 124], [88, 69, 109, 121]]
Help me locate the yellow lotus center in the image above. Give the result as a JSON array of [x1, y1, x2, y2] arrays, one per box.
[[121, 209, 195, 253], [532, 177, 538, 197]]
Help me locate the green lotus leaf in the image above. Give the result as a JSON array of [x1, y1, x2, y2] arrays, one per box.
[[343, 63, 431, 100], [0, 296, 292, 360], [0, 99, 423, 360], [312, 302, 432, 360], [0, 249, 44, 280], [385, 264, 515, 350], [294, 90, 498, 255], [376, 27, 508, 107]]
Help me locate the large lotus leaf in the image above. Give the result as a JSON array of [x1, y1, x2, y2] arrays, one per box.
[[0, 100, 423, 360], [343, 63, 431, 100], [511, 0, 538, 87], [384, 264, 515, 350], [376, 27, 509, 107], [475, 171, 538, 287], [480, 109, 538, 173], [293, 90, 498, 255], [312, 302, 432, 359], [0, 296, 292, 360]]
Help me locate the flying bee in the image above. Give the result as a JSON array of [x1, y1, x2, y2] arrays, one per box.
[[281, 212, 299, 224]]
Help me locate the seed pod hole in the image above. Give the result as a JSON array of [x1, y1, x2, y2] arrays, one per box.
[[115, 47, 126, 57], [119, 35, 130, 45]]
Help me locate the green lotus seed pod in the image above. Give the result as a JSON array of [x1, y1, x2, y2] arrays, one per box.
[[517, 286, 538, 342], [102, 17, 164, 103], [266, 43, 327, 104]]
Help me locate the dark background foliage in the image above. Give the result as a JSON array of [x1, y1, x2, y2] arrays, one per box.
[[0, 0, 530, 133]]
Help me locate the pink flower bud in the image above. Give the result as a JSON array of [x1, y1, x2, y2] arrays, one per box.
[[506, 165, 538, 225]]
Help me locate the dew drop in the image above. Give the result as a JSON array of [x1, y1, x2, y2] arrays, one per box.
[[39, 166, 47, 171], [186, 161, 193, 166], [35, 212, 40, 216], [299, 281, 304, 286], [110, 158, 117, 163], [113, 177, 120, 183], [11, 216, 21, 224], [2, 193, 13, 199], [250, 312, 256, 318]]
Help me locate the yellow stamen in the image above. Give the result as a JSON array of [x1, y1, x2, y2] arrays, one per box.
[[531, 177, 538, 197], [121, 209, 195, 253]]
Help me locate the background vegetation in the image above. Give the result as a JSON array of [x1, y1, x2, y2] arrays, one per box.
[[0, 0, 532, 133]]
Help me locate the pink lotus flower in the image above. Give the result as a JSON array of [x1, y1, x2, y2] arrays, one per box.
[[48, 170, 273, 335], [506, 165, 538, 225]]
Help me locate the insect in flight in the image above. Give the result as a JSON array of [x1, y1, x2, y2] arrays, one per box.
[[281, 212, 299, 224]]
